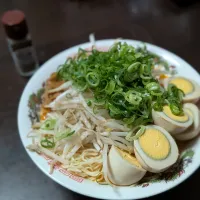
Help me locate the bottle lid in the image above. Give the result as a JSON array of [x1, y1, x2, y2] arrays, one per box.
[[1, 10, 28, 40]]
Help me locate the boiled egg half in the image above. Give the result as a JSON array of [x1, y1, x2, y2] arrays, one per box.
[[175, 103, 200, 141], [134, 125, 179, 173], [152, 105, 193, 135], [107, 146, 146, 186], [164, 76, 200, 103]]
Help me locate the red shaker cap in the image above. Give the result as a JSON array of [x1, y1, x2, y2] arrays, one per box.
[[2, 10, 25, 25], [1, 10, 28, 40]]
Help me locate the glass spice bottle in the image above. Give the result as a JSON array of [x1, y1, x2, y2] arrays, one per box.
[[1, 10, 39, 76]]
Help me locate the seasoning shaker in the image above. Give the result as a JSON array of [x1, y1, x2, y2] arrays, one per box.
[[1, 10, 39, 77]]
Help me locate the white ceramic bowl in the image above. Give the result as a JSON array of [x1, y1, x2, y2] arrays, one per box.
[[18, 39, 200, 199]]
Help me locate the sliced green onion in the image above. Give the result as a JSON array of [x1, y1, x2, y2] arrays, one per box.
[[178, 90, 184, 101], [108, 103, 123, 116], [41, 136, 55, 148], [127, 62, 141, 73], [150, 91, 163, 96], [145, 82, 163, 96], [125, 125, 146, 141], [153, 102, 163, 111], [142, 79, 152, 85], [170, 104, 181, 115], [140, 74, 152, 80], [74, 77, 87, 91], [55, 129, 75, 142], [146, 82, 160, 91], [125, 91, 142, 105], [99, 79, 108, 91], [86, 72, 100, 87], [124, 63, 140, 83], [111, 92, 125, 105], [93, 98, 105, 106], [167, 84, 175, 96], [134, 52, 142, 59], [167, 84, 184, 115], [124, 72, 137, 82], [87, 100, 92, 106], [140, 64, 151, 77], [123, 115, 136, 125], [41, 119, 56, 130], [132, 116, 152, 127], [105, 80, 116, 95]]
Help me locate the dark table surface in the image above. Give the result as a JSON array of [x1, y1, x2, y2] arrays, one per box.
[[1, 0, 200, 199]]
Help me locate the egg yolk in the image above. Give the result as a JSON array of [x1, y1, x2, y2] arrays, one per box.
[[117, 148, 141, 168], [163, 105, 188, 122], [139, 129, 170, 160], [169, 78, 193, 95]]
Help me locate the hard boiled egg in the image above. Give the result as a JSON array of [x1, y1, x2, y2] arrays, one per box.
[[134, 125, 179, 173], [175, 103, 200, 141], [107, 146, 146, 186], [164, 76, 200, 103], [152, 105, 193, 135]]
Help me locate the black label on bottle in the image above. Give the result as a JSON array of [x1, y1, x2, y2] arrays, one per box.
[[14, 46, 38, 73], [12, 39, 32, 51]]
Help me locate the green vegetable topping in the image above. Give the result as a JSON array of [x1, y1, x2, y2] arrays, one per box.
[[55, 129, 75, 142], [41, 119, 56, 130], [126, 125, 146, 141], [40, 128, 75, 149], [86, 72, 100, 87], [41, 136, 55, 148], [57, 42, 183, 126]]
